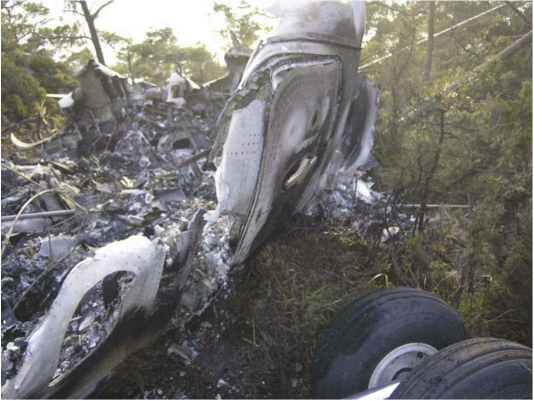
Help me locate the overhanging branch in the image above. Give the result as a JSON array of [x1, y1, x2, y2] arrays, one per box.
[[31, 31, 91, 42], [91, 0, 114, 20], [504, 1, 532, 26]]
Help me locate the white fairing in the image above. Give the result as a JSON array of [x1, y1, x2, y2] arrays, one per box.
[[214, 0, 378, 263], [2, 236, 166, 399]]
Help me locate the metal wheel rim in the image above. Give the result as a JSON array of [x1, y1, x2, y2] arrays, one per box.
[[368, 342, 437, 389]]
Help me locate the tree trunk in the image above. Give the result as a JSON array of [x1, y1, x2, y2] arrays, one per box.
[[80, 1, 106, 65], [126, 47, 135, 83], [422, 1, 435, 84], [415, 109, 447, 233]]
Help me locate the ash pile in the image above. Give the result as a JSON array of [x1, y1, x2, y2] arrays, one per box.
[[1, 58, 232, 397]]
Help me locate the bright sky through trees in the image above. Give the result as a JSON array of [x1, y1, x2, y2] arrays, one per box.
[[45, 0, 277, 64]]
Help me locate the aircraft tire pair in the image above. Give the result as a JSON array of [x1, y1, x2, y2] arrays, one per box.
[[312, 287, 532, 399]]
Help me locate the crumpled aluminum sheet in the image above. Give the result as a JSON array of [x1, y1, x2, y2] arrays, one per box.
[[2, 236, 166, 399]]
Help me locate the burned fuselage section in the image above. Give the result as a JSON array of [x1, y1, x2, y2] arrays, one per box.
[[214, 1, 378, 264], [1, 1, 378, 398]]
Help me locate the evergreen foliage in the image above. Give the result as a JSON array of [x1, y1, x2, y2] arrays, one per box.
[[1, 1, 82, 125], [362, 1, 532, 345], [110, 28, 226, 86], [212, 1, 265, 49]]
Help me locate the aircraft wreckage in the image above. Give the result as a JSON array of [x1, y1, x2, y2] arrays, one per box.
[[1, 1, 379, 398]]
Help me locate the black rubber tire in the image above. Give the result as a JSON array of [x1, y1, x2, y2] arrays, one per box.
[[312, 287, 469, 399], [391, 338, 533, 399]]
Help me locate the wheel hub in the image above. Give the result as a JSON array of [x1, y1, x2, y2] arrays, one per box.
[[368, 343, 437, 388]]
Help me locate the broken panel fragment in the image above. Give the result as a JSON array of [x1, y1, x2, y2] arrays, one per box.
[[2, 236, 165, 399]]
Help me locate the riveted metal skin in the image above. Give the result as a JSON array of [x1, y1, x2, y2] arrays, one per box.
[[215, 1, 378, 264]]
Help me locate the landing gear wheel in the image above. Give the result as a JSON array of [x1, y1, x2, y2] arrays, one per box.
[[391, 338, 533, 399], [311, 287, 469, 399]]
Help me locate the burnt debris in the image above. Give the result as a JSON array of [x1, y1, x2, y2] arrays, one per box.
[[1, 1, 391, 398], [2, 59, 224, 398]]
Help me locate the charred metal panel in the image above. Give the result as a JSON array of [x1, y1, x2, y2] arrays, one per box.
[[215, 99, 266, 220], [2, 236, 165, 399], [231, 59, 342, 263]]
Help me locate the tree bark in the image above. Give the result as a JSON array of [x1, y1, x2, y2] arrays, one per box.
[[80, 1, 106, 65], [422, 1, 435, 84]]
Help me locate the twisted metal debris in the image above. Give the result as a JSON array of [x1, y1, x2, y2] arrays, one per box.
[[1, 1, 379, 398]]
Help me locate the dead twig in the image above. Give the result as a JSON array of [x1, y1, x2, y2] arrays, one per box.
[[1, 116, 42, 135], [90, 0, 114, 20], [1, 162, 90, 241], [1, 189, 56, 260], [482, 309, 515, 325], [49, 212, 82, 230], [30, 31, 92, 42], [12, 244, 79, 312]]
